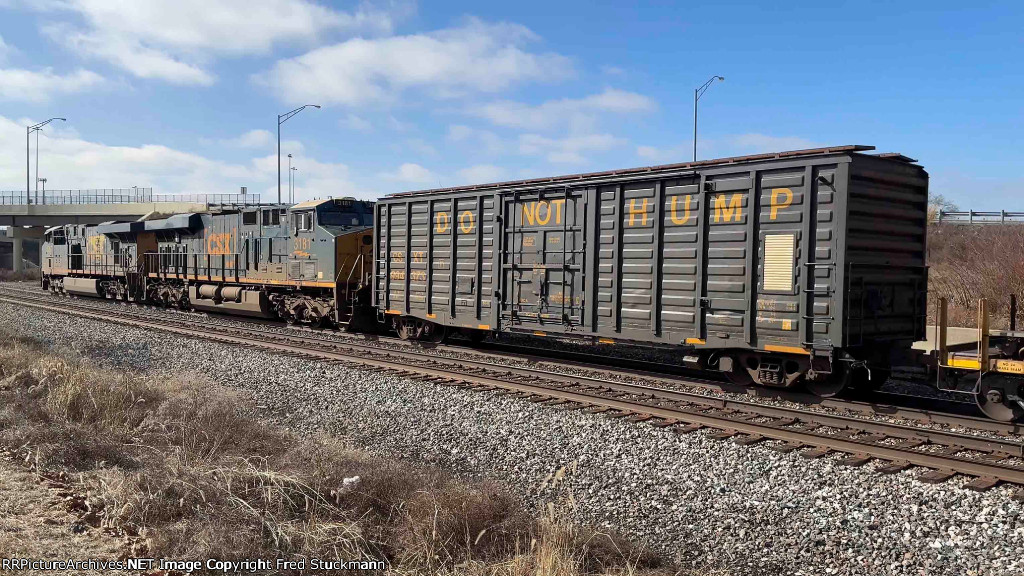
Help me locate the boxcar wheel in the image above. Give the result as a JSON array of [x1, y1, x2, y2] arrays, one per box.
[[425, 323, 448, 343], [722, 355, 753, 386], [395, 318, 413, 340], [804, 367, 849, 398]]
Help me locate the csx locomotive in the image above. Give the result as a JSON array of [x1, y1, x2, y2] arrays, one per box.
[[39, 146, 1024, 421], [42, 198, 375, 327]]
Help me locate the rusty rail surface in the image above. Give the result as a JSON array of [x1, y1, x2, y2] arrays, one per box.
[[3, 289, 1024, 495]]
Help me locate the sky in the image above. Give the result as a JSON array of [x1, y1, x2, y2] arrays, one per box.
[[0, 0, 1021, 209]]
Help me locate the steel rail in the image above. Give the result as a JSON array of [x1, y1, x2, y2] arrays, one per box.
[[0, 287, 1019, 438], [3, 283, 1003, 433], [4, 293, 1024, 490]]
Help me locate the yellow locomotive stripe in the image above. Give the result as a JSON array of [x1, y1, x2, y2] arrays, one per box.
[[684, 338, 705, 345], [426, 313, 437, 319], [478, 324, 490, 330], [598, 338, 615, 344], [763, 344, 811, 355], [385, 309, 402, 315], [534, 331, 547, 336]]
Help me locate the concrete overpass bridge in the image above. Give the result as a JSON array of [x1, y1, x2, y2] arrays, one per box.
[[1, 188, 263, 272]]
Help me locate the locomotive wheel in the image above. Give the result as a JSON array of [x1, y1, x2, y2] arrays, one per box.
[[975, 373, 1024, 422]]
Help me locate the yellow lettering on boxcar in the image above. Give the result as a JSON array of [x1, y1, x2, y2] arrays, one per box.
[[435, 212, 451, 233], [770, 188, 793, 220], [522, 199, 567, 226], [713, 193, 744, 223], [669, 195, 693, 225], [535, 201, 552, 225], [628, 198, 649, 227], [459, 211, 475, 233]]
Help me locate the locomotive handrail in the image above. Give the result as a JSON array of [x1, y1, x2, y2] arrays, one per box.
[[144, 251, 244, 283]]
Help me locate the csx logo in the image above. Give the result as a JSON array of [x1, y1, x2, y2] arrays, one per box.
[[206, 229, 235, 255]]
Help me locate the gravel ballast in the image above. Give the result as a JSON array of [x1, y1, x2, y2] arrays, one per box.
[[2, 300, 1021, 576]]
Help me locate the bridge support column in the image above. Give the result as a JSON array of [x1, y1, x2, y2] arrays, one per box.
[[11, 236, 23, 273]]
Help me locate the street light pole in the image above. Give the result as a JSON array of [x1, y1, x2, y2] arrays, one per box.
[[39, 178, 47, 205], [287, 154, 293, 204], [693, 76, 724, 162], [277, 104, 320, 204], [291, 166, 298, 203], [34, 128, 40, 203], [25, 117, 65, 205]]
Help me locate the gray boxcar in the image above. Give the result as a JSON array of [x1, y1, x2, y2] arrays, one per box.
[[374, 145, 928, 394]]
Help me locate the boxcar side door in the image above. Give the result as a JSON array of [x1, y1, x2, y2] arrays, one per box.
[[500, 189, 586, 331]]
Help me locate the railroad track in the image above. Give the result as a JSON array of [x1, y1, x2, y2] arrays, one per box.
[[0, 283, 1012, 434], [4, 289, 1024, 497]]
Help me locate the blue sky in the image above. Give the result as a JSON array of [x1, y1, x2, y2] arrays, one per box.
[[0, 0, 1021, 208]]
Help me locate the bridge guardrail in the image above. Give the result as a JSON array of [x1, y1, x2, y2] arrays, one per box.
[[0, 189, 261, 207]]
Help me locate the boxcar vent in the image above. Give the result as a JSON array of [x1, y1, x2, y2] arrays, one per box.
[[763, 234, 796, 292]]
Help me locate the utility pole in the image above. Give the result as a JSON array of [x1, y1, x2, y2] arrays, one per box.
[[693, 76, 724, 162], [26, 118, 65, 204], [277, 105, 320, 204]]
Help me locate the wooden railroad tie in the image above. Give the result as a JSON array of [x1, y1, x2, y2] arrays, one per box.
[[918, 469, 956, 484]]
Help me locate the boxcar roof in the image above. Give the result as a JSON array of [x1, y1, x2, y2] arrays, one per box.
[[385, 145, 911, 198]]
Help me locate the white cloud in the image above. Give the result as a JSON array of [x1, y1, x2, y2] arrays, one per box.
[[447, 124, 503, 153], [380, 162, 436, 184], [387, 115, 412, 132], [472, 88, 654, 131], [40, 0, 399, 85], [519, 133, 622, 164], [456, 164, 505, 184], [218, 129, 274, 148], [0, 114, 372, 202], [257, 18, 574, 105], [403, 138, 438, 157], [0, 67, 104, 102], [0, 34, 11, 63], [601, 65, 625, 76], [251, 153, 363, 201], [340, 114, 373, 132]]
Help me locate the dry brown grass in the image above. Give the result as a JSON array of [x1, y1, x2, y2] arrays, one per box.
[[0, 268, 41, 282], [927, 224, 1024, 328], [0, 334, 686, 576]]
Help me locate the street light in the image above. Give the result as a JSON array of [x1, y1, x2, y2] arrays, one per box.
[[291, 166, 298, 203], [26, 117, 65, 204], [693, 76, 724, 162], [278, 105, 320, 204]]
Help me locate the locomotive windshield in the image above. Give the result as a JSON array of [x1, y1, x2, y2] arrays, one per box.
[[315, 198, 374, 229], [318, 211, 369, 227]]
